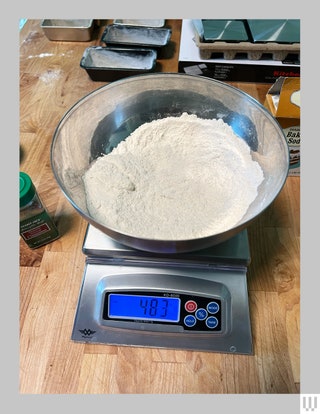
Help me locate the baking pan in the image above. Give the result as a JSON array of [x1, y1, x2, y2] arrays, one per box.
[[113, 19, 165, 28], [246, 19, 300, 43], [201, 20, 249, 42], [101, 24, 171, 48], [41, 19, 94, 41], [80, 46, 157, 81]]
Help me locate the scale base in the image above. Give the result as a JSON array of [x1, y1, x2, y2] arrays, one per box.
[[72, 261, 253, 355]]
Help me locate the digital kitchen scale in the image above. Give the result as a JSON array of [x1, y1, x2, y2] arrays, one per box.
[[71, 224, 253, 354]]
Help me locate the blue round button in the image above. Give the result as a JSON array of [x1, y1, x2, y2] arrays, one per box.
[[195, 308, 207, 321], [184, 314, 196, 327], [206, 316, 219, 329], [207, 301, 220, 314]]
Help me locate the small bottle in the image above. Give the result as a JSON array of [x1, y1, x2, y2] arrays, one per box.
[[20, 172, 60, 249]]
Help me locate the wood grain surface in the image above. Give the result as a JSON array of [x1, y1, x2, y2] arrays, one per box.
[[19, 19, 300, 394]]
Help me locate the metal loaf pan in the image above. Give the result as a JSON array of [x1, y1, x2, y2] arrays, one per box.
[[113, 19, 165, 28], [41, 19, 94, 41], [80, 46, 157, 81], [246, 19, 300, 43], [101, 24, 171, 48]]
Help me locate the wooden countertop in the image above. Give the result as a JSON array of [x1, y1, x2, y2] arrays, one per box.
[[19, 19, 300, 394]]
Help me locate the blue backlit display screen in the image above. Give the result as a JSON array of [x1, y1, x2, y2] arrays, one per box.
[[107, 293, 181, 323]]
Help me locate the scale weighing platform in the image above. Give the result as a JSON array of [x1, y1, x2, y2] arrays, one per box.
[[71, 225, 253, 355]]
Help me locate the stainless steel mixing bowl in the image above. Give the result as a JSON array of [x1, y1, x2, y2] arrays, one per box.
[[51, 73, 289, 253]]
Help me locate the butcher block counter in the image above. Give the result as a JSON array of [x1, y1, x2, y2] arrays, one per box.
[[19, 19, 300, 394]]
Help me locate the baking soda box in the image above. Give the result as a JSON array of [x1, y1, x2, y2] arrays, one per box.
[[264, 77, 300, 176]]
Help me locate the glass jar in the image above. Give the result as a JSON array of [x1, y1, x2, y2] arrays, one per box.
[[20, 172, 60, 249]]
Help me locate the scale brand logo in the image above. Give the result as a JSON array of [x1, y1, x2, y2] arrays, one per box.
[[301, 395, 319, 413], [79, 328, 96, 338]]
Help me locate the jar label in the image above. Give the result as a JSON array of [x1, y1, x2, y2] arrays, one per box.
[[20, 211, 59, 248]]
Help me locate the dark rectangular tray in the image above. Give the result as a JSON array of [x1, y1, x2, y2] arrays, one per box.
[[80, 46, 157, 81], [246, 19, 300, 44], [101, 24, 171, 48], [201, 20, 249, 42], [113, 19, 165, 28]]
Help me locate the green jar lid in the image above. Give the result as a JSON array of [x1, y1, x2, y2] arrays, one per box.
[[20, 172, 36, 207]]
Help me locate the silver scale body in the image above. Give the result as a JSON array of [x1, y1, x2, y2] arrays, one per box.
[[72, 225, 253, 355]]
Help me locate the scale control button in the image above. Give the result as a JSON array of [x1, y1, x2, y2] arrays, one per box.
[[206, 316, 219, 329], [185, 300, 197, 313], [195, 308, 207, 321], [207, 301, 220, 314], [184, 314, 197, 327]]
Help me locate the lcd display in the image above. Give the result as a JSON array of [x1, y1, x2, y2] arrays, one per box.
[[108, 293, 181, 323]]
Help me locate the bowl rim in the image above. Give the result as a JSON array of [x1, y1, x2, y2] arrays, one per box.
[[50, 73, 289, 252]]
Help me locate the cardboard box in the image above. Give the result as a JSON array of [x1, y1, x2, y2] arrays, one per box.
[[264, 77, 300, 176]]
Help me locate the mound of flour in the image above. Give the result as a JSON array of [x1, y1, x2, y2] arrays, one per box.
[[83, 113, 264, 240]]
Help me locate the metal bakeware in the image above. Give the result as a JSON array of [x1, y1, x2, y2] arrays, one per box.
[[113, 19, 165, 28], [41, 19, 94, 42], [192, 19, 300, 60], [201, 20, 249, 42], [246, 19, 300, 43], [193, 31, 300, 60], [80, 46, 157, 81], [101, 24, 171, 48]]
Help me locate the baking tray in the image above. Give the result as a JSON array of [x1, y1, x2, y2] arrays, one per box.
[[41, 19, 94, 42], [201, 20, 249, 42], [113, 19, 165, 28], [80, 46, 157, 81], [246, 19, 300, 43], [101, 24, 171, 48]]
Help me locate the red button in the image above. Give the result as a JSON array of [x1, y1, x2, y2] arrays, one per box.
[[185, 300, 197, 312]]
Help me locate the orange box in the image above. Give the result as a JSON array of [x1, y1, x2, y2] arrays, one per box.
[[264, 77, 300, 176]]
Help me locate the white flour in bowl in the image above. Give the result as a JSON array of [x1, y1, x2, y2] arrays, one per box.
[[83, 113, 264, 240]]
